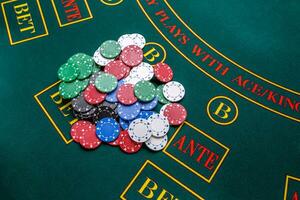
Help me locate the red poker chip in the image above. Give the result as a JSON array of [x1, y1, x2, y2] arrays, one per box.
[[119, 130, 142, 154], [123, 66, 131, 78], [83, 84, 106, 105], [70, 120, 91, 143], [78, 122, 101, 149], [163, 103, 187, 125], [154, 62, 173, 83], [108, 130, 126, 146], [117, 84, 137, 105], [120, 45, 143, 67], [104, 60, 130, 80]]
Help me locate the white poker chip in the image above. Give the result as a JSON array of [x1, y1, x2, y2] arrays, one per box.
[[118, 34, 134, 49], [130, 62, 154, 81], [163, 81, 185, 102], [148, 113, 169, 137], [145, 135, 168, 151], [123, 75, 141, 85], [118, 33, 146, 49], [128, 118, 152, 142], [93, 49, 113, 66], [130, 33, 146, 49]]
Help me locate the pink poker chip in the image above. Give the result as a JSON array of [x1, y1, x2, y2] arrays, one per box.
[[154, 62, 173, 83], [83, 84, 106, 105], [163, 103, 187, 125], [104, 60, 130, 80], [120, 45, 143, 67], [117, 83, 137, 105]]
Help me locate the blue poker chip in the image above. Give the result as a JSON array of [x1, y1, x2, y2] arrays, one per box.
[[96, 117, 120, 142], [140, 97, 158, 111], [117, 102, 141, 120], [135, 111, 155, 120], [106, 79, 125, 103], [127, 111, 155, 127], [119, 118, 129, 130]]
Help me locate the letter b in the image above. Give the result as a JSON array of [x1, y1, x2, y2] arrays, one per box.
[[207, 96, 238, 125], [138, 177, 158, 199], [214, 102, 231, 119]]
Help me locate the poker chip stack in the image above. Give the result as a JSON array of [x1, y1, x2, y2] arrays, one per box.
[[57, 33, 187, 153]]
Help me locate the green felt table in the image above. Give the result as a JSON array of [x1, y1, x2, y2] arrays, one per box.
[[0, 0, 299, 199]]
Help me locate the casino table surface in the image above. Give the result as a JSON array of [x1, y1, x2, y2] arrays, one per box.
[[0, 0, 299, 200]]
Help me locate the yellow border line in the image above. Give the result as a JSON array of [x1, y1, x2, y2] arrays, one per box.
[[1, 0, 49, 45], [33, 81, 73, 144], [206, 96, 239, 125], [163, 0, 298, 95], [163, 121, 230, 183], [100, 0, 123, 6], [136, 0, 300, 123], [51, 0, 93, 27], [284, 175, 300, 200], [120, 160, 205, 200]]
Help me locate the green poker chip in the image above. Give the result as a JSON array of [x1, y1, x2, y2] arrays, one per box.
[[57, 63, 79, 82], [134, 81, 156, 102], [95, 73, 118, 93], [76, 56, 93, 80], [68, 53, 88, 64], [78, 79, 89, 91], [99, 40, 121, 59], [156, 84, 170, 104], [91, 63, 100, 73], [59, 80, 82, 99]]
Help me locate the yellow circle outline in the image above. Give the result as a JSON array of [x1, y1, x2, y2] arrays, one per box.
[[206, 96, 239, 126], [100, 0, 123, 6], [144, 42, 167, 64], [136, 0, 300, 123]]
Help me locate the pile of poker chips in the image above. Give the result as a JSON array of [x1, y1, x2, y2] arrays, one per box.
[[57, 33, 187, 153]]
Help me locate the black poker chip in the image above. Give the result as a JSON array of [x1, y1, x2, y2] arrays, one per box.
[[100, 101, 118, 110], [73, 107, 100, 123], [96, 106, 118, 121], [73, 107, 96, 119], [71, 94, 93, 113], [81, 107, 98, 118]]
